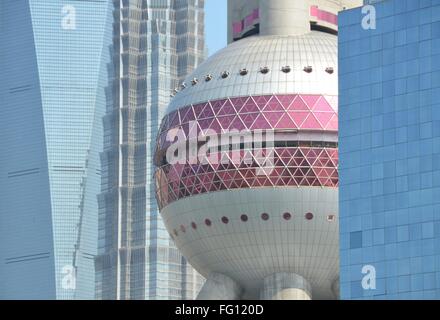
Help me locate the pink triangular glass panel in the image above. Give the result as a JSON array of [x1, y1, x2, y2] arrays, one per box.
[[251, 113, 271, 130], [169, 111, 180, 128], [314, 112, 334, 128], [211, 100, 224, 110], [264, 112, 285, 128], [218, 115, 236, 130], [209, 118, 222, 134], [276, 113, 297, 129], [217, 99, 236, 116], [229, 116, 246, 130], [289, 111, 310, 127], [239, 97, 259, 113], [254, 95, 272, 110], [301, 114, 322, 129], [313, 97, 334, 112], [230, 97, 248, 107], [181, 106, 195, 123], [288, 96, 309, 111], [263, 96, 285, 111], [326, 114, 339, 130], [200, 103, 215, 119], [277, 95, 296, 110], [241, 113, 259, 129], [193, 103, 206, 119], [301, 95, 321, 110], [198, 118, 213, 131]]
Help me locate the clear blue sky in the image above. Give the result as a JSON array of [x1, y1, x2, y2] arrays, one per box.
[[205, 0, 227, 57]]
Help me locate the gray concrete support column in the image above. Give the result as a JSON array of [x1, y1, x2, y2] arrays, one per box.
[[260, 273, 312, 300], [332, 278, 340, 299], [196, 273, 242, 300]]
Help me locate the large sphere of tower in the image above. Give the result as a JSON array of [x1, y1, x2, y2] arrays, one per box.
[[154, 0, 360, 300]]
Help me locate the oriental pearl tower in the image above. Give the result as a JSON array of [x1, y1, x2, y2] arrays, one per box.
[[154, 0, 361, 300]]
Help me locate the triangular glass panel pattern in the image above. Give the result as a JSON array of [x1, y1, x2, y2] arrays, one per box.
[[155, 146, 339, 208], [155, 94, 339, 208]]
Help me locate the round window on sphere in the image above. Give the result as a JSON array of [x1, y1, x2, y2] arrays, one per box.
[[305, 212, 314, 220], [283, 212, 292, 221]]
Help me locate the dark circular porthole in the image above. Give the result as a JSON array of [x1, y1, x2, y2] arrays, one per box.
[[305, 212, 314, 220], [303, 66, 313, 73], [283, 212, 292, 221], [281, 66, 291, 73], [260, 66, 270, 74], [325, 67, 334, 74]]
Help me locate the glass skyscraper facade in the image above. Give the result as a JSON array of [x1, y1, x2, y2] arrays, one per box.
[[0, 0, 113, 299], [95, 0, 205, 300], [339, 0, 440, 299]]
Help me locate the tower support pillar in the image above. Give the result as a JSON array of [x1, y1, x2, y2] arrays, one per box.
[[260, 273, 312, 300], [196, 273, 242, 300]]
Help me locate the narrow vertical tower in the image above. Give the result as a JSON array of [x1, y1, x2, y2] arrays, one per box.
[[155, 0, 362, 300], [259, 0, 309, 36], [96, 0, 206, 300]]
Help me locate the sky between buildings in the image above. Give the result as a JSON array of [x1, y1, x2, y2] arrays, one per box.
[[205, 0, 228, 57]]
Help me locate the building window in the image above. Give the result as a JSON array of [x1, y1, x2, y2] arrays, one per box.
[[221, 216, 229, 224], [305, 212, 314, 220], [205, 219, 212, 226], [283, 212, 292, 220], [261, 213, 269, 221], [241, 214, 248, 222], [260, 66, 270, 74], [191, 222, 197, 230], [350, 231, 363, 249]]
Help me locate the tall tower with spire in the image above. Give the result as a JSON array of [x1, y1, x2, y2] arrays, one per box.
[[96, 0, 206, 300]]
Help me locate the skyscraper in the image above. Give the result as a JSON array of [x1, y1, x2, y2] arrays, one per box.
[[339, 0, 440, 299], [0, 0, 113, 299], [95, 0, 206, 300], [154, 0, 361, 300]]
